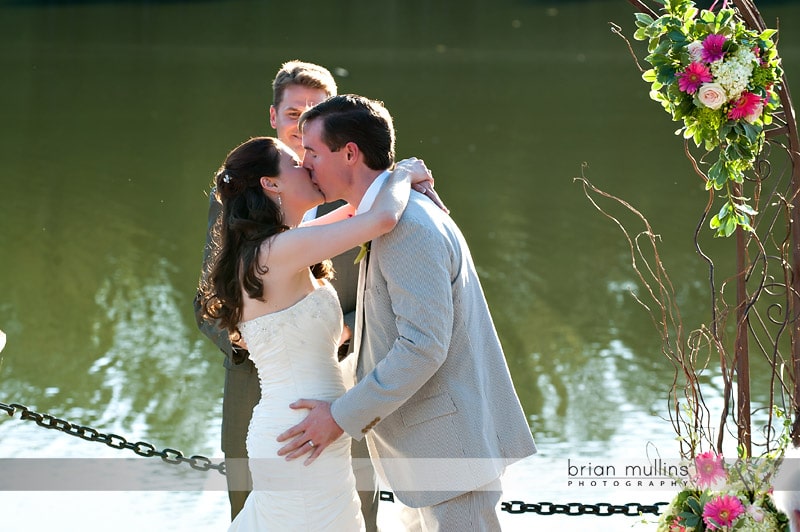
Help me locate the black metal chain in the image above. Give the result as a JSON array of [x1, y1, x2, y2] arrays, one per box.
[[501, 500, 668, 516], [2, 401, 670, 517], [1, 401, 225, 475]]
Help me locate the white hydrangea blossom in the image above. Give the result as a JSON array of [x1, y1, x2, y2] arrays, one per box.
[[734, 509, 781, 531], [711, 47, 758, 101]]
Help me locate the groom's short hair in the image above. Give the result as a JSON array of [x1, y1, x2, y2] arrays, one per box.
[[299, 94, 395, 171]]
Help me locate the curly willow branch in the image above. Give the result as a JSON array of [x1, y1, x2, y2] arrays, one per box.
[[617, 0, 800, 453], [576, 173, 714, 457]]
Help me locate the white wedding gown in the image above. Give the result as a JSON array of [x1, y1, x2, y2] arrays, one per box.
[[228, 281, 364, 531]]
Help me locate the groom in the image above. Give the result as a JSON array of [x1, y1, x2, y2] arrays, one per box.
[[277, 94, 536, 529]]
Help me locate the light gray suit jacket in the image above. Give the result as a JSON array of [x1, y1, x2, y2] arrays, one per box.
[[331, 191, 536, 508]]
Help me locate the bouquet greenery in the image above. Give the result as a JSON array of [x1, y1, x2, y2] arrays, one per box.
[[632, 0, 783, 236]]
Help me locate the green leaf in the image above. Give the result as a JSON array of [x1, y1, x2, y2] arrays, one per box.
[[656, 66, 676, 85], [742, 122, 760, 144], [760, 28, 777, 40], [667, 30, 687, 44], [646, 52, 672, 68], [635, 13, 655, 27], [708, 159, 727, 190], [642, 69, 657, 83], [728, 165, 745, 184], [735, 203, 758, 216], [720, 215, 737, 237], [686, 495, 703, 514], [737, 214, 754, 232], [677, 511, 700, 528], [700, 10, 716, 23]]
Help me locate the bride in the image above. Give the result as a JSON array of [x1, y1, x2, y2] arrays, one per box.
[[199, 136, 433, 531]]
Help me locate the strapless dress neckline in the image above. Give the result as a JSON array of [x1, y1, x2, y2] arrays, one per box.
[[240, 281, 335, 326]]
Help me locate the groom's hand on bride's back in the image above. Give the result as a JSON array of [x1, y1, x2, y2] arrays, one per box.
[[276, 399, 344, 466]]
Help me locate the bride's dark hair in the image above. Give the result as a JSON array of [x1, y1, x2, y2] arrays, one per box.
[[200, 136, 332, 335]]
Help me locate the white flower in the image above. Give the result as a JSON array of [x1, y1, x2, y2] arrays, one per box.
[[687, 40, 705, 62], [697, 83, 727, 109], [735, 507, 781, 531], [711, 47, 757, 101], [747, 504, 766, 522]]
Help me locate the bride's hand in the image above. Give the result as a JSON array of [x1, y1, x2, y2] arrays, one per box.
[[396, 157, 449, 214]]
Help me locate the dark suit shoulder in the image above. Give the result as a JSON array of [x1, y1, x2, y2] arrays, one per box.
[[315, 200, 347, 217]]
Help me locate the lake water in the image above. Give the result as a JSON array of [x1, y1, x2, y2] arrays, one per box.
[[0, 0, 798, 530]]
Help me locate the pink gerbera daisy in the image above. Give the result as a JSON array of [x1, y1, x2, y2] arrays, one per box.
[[728, 91, 765, 121], [702, 494, 745, 530], [694, 451, 726, 488], [702, 33, 728, 62], [677, 62, 713, 94]]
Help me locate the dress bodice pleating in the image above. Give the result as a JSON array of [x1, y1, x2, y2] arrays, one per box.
[[239, 282, 345, 410]]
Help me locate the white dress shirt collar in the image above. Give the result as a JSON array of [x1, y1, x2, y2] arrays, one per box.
[[355, 170, 391, 215], [301, 205, 319, 223]]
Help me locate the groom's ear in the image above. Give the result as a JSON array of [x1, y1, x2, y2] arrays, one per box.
[[343, 142, 359, 165]]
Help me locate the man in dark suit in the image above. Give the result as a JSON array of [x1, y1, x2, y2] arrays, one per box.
[[194, 62, 377, 528]]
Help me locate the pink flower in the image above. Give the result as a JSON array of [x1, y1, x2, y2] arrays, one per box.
[[745, 100, 764, 123], [728, 91, 765, 122], [668, 515, 687, 531], [697, 83, 727, 110], [677, 62, 713, 94], [702, 34, 727, 62], [751, 45, 768, 67], [702, 494, 745, 530], [694, 451, 727, 487]]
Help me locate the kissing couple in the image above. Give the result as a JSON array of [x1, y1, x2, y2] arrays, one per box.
[[200, 94, 536, 531]]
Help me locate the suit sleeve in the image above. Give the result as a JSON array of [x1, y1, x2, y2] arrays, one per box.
[[193, 188, 234, 359], [331, 207, 455, 438]]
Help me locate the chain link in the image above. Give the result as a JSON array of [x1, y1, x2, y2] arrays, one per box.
[[1, 401, 225, 475], [500, 500, 669, 516], [3, 401, 671, 517]]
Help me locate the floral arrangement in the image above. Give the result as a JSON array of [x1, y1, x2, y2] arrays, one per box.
[[632, 0, 783, 236], [658, 449, 791, 531], [602, 2, 798, 529], [653, 407, 793, 532]]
